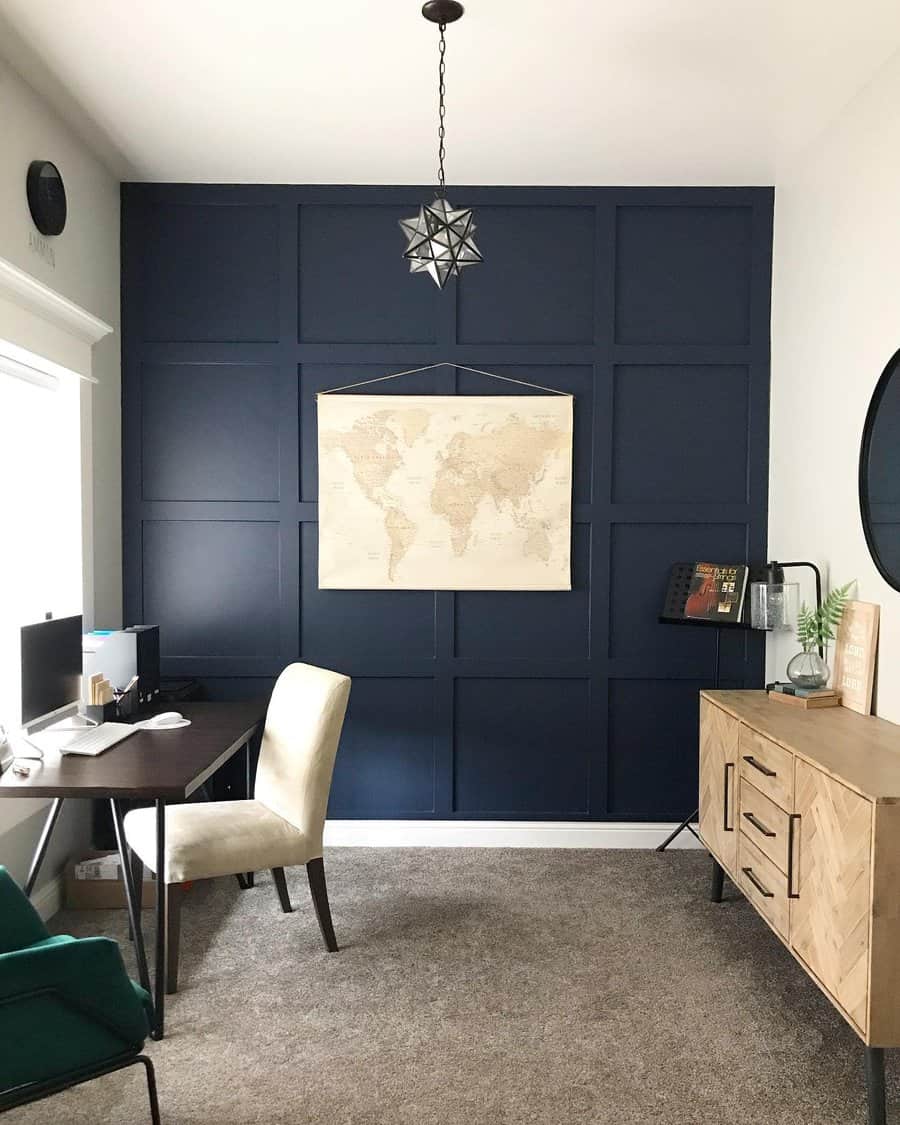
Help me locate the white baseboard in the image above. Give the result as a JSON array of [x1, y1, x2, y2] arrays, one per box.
[[31, 874, 64, 921], [324, 820, 703, 849]]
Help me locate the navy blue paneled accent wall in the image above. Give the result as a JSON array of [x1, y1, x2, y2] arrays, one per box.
[[121, 185, 773, 821]]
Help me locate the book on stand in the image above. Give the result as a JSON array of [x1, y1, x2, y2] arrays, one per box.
[[684, 562, 748, 625]]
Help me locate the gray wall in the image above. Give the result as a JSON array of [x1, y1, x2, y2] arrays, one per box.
[[0, 58, 121, 899], [1, 802, 90, 900]]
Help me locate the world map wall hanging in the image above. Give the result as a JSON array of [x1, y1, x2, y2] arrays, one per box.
[[316, 369, 573, 591]]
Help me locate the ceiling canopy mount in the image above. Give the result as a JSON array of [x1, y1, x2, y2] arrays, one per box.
[[421, 1, 464, 25]]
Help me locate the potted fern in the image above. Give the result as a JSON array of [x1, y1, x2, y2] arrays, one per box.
[[787, 581, 854, 689]]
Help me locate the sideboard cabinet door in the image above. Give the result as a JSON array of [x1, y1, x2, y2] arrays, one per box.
[[790, 758, 873, 1035], [699, 698, 739, 876]]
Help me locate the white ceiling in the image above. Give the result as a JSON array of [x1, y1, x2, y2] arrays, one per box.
[[2, 0, 900, 185]]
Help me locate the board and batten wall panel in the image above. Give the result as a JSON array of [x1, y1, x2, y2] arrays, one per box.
[[121, 185, 772, 821]]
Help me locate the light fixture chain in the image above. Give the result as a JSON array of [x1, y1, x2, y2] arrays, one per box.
[[437, 22, 447, 195], [399, 3, 482, 287]]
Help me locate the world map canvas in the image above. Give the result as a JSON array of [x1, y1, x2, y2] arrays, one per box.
[[317, 394, 573, 590]]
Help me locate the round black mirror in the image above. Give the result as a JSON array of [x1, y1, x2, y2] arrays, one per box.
[[860, 347, 900, 591]]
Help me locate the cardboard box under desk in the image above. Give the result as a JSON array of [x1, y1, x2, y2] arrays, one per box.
[[65, 850, 157, 910]]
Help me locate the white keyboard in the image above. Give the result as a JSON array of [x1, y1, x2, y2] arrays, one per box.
[[60, 722, 137, 757]]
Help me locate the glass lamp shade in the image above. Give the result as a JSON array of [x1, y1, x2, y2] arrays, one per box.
[[399, 198, 483, 289], [749, 581, 799, 632]]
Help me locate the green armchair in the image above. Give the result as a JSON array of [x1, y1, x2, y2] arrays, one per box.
[[0, 865, 159, 1122]]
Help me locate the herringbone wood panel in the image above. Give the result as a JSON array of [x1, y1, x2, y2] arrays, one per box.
[[791, 758, 873, 1034], [699, 699, 739, 875]]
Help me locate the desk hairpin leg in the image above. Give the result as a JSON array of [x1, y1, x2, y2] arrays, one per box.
[[244, 737, 254, 888], [109, 799, 152, 1001], [203, 736, 255, 892], [23, 798, 64, 897], [234, 736, 256, 889], [153, 799, 167, 1040]]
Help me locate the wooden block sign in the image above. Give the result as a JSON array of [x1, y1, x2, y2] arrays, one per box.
[[832, 600, 880, 715]]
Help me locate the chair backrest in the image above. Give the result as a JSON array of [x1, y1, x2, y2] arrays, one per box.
[[0, 866, 48, 954], [253, 663, 351, 852]]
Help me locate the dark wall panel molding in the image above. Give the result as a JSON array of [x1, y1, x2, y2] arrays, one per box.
[[298, 204, 439, 344], [455, 205, 596, 344], [141, 363, 281, 502], [122, 184, 773, 821], [139, 202, 280, 343], [614, 204, 753, 345]]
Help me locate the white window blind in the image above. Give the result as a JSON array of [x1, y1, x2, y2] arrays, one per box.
[[0, 365, 82, 730]]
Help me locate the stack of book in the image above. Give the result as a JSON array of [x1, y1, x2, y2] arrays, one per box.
[[767, 684, 842, 710]]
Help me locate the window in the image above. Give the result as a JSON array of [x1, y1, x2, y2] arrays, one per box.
[[0, 362, 82, 731]]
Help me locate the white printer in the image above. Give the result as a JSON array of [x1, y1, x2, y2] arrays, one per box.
[[82, 626, 160, 707]]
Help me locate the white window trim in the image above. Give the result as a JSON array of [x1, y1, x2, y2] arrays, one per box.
[[0, 255, 111, 379], [0, 256, 112, 834], [0, 254, 113, 631]]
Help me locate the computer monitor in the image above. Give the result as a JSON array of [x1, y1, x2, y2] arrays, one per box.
[[20, 615, 83, 729]]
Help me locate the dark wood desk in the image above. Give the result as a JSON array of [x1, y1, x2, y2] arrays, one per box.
[[0, 702, 264, 1038]]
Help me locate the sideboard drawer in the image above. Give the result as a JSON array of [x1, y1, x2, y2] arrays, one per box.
[[739, 726, 793, 809], [739, 778, 792, 874], [738, 833, 790, 940]]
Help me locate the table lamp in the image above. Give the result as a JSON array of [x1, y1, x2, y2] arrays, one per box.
[[749, 560, 823, 657]]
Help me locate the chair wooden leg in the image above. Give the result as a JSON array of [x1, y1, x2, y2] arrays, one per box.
[[271, 867, 293, 913], [306, 857, 338, 952], [165, 884, 182, 995]]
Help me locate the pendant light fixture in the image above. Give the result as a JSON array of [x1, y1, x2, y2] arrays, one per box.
[[399, 0, 483, 289]]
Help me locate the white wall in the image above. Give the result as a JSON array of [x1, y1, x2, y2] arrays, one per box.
[[0, 55, 121, 628], [769, 49, 900, 721], [0, 57, 122, 893]]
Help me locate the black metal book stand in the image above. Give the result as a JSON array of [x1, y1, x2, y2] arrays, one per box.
[[656, 562, 759, 852]]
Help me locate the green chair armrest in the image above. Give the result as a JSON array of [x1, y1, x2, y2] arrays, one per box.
[[0, 936, 149, 1046], [0, 866, 48, 953]]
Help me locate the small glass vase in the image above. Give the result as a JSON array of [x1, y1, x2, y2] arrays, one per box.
[[786, 649, 829, 690]]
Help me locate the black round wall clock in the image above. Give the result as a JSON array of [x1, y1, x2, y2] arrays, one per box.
[[26, 160, 67, 236]]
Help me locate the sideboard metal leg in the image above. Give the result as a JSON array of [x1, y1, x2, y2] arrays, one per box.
[[710, 858, 725, 903], [865, 1046, 886, 1125]]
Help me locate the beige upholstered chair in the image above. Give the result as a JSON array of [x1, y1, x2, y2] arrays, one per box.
[[124, 662, 351, 991]]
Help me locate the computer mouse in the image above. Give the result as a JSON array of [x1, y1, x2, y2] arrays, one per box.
[[148, 711, 184, 728]]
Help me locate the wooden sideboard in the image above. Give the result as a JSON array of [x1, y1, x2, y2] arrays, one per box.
[[699, 690, 900, 1125]]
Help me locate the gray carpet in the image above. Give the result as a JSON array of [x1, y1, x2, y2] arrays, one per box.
[[9, 849, 893, 1124]]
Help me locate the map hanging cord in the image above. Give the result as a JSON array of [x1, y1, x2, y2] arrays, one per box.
[[317, 361, 572, 398]]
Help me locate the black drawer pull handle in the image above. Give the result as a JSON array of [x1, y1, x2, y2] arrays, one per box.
[[743, 754, 776, 778], [723, 762, 735, 831], [787, 813, 800, 899], [743, 811, 776, 838], [742, 866, 774, 898]]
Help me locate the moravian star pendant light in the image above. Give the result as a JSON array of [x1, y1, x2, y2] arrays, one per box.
[[399, 0, 483, 289]]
